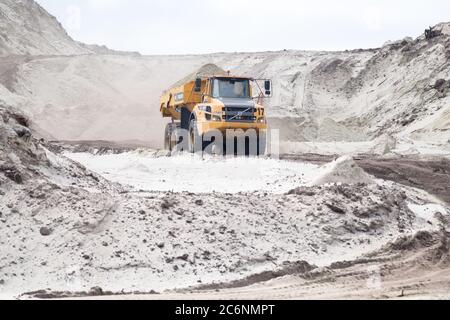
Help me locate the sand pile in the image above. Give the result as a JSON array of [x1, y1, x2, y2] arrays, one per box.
[[171, 63, 228, 88], [430, 22, 450, 36], [312, 156, 375, 185], [0, 0, 90, 56], [371, 134, 398, 155], [1, 177, 439, 297], [0, 105, 45, 183]]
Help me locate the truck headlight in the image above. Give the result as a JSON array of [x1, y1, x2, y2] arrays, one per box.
[[257, 117, 266, 123], [198, 106, 212, 120], [198, 106, 210, 112]]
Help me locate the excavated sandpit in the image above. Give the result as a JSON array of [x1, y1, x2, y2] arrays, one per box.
[[1, 0, 450, 299], [1, 107, 449, 298]]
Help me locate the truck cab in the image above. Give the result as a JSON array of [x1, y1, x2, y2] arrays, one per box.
[[193, 76, 268, 133]]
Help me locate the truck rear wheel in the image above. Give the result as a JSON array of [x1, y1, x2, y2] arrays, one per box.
[[188, 119, 202, 154], [164, 123, 171, 151], [164, 123, 178, 151]]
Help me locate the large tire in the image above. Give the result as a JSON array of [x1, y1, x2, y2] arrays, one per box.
[[164, 123, 178, 151], [188, 119, 202, 154], [164, 123, 171, 151]]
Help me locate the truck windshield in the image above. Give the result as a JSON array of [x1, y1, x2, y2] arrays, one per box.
[[212, 78, 250, 99]]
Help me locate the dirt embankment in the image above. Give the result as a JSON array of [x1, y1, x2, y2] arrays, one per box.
[[358, 157, 450, 205], [23, 229, 450, 300], [282, 154, 450, 205]]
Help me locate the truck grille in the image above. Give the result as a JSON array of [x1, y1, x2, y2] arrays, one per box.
[[222, 107, 256, 123]]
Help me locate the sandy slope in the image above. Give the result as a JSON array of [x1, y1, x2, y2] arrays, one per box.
[[122, 231, 450, 300], [2, 28, 448, 151], [1, 1, 449, 152], [0, 0, 90, 56]]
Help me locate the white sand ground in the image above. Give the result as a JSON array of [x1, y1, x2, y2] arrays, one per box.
[[64, 151, 320, 194]]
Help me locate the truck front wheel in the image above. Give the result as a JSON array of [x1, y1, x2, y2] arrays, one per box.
[[258, 131, 267, 156]]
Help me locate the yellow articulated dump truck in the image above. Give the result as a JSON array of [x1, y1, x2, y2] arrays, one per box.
[[160, 64, 271, 156]]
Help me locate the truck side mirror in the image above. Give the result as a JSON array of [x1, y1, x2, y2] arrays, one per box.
[[194, 78, 202, 92], [264, 80, 272, 96]]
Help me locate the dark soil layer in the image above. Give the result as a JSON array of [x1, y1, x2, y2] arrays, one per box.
[[282, 154, 450, 205]]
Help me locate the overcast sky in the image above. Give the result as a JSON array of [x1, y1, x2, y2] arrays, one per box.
[[35, 0, 450, 55]]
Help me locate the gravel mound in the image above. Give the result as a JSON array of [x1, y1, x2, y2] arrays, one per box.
[[312, 156, 375, 185]]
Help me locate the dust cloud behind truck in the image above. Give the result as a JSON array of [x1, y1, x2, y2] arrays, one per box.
[[159, 64, 272, 155]]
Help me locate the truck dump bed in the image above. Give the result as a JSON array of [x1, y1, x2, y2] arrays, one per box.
[[160, 64, 228, 119]]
